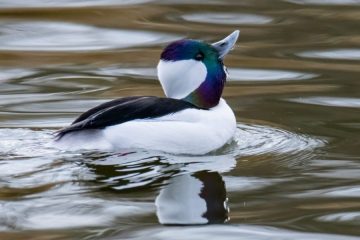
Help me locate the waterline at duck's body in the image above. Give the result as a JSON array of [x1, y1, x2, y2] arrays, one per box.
[[55, 99, 235, 154]]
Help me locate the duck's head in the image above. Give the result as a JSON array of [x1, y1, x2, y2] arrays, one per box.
[[157, 30, 239, 109]]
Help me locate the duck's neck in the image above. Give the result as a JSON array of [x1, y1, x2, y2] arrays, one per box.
[[183, 63, 226, 109]]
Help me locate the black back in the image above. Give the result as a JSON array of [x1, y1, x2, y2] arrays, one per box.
[[55, 96, 203, 139]]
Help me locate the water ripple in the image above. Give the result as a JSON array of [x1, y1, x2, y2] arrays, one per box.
[[286, 0, 360, 6], [121, 224, 360, 240], [228, 68, 317, 82], [292, 185, 360, 198], [0, 195, 153, 230], [0, 123, 325, 160], [224, 176, 283, 192], [298, 49, 360, 60], [89, 67, 156, 80], [289, 97, 360, 108], [317, 212, 360, 224], [181, 13, 273, 25], [0, 21, 178, 52], [0, 0, 154, 8], [0, 123, 329, 231], [231, 123, 325, 157], [0, 69, 37, 82], [0, 128, 54, 158]]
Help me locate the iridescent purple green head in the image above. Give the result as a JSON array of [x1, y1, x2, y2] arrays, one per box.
[[157, 30, 239, 109]]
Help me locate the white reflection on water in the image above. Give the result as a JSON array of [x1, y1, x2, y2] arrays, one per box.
[[306, 169, 360, 180], [182, 13, 272, 25], [0, 69, 37, 82], [289, 97, 360, 108], [298, 49, 360, 60], [122, 224, 359, 240], [0, 196, 154, 230], [292, 185, 360, 198], [228, 68, 317, 82], [286, 0, 360, 5], [0, 128, 56, 158], [0, 21, 179, 51], [224, 176, 283, 192], [89, 67, 157, 80], [7, 99, 110, 114], [318, 212, 360, 223], [0, 0, 153, 8]]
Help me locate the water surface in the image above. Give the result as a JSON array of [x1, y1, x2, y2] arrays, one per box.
[[0, 0, 359, 239]]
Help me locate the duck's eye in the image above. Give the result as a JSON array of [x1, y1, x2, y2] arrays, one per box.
[[195, 52, 204, 61]]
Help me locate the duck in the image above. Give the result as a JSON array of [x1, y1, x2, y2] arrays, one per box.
[[54, 30, 240, 155]]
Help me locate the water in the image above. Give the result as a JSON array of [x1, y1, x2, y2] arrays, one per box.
[[0, 0, 359, 239]]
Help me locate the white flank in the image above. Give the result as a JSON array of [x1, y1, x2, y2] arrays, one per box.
[[54, 99, 236, 155], [53, 129, 113, 151], [157, 59, 207, 99]]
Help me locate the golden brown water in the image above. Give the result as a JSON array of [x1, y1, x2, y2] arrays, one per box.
[[0, 0, 359, 239]]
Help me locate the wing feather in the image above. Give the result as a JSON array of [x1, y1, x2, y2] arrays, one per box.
[[55, 96, 202, 139]]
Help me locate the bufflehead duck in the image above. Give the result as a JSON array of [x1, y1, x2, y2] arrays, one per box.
[[55, 30, 240, 154]]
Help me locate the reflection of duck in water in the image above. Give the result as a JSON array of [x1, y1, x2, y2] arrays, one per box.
[[85, 152, 234, 225], [54, 30, 239, 155], [156, 171, 229, 225]]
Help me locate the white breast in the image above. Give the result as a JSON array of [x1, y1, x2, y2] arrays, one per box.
[[54, 99, 236, 155], [157, 59, 207, 99]]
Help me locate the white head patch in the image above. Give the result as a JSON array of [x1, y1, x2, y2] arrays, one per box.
[[157, 59, 207, 99]]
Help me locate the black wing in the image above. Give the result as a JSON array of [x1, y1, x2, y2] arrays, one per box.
[[55, 96, 202, 139]]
